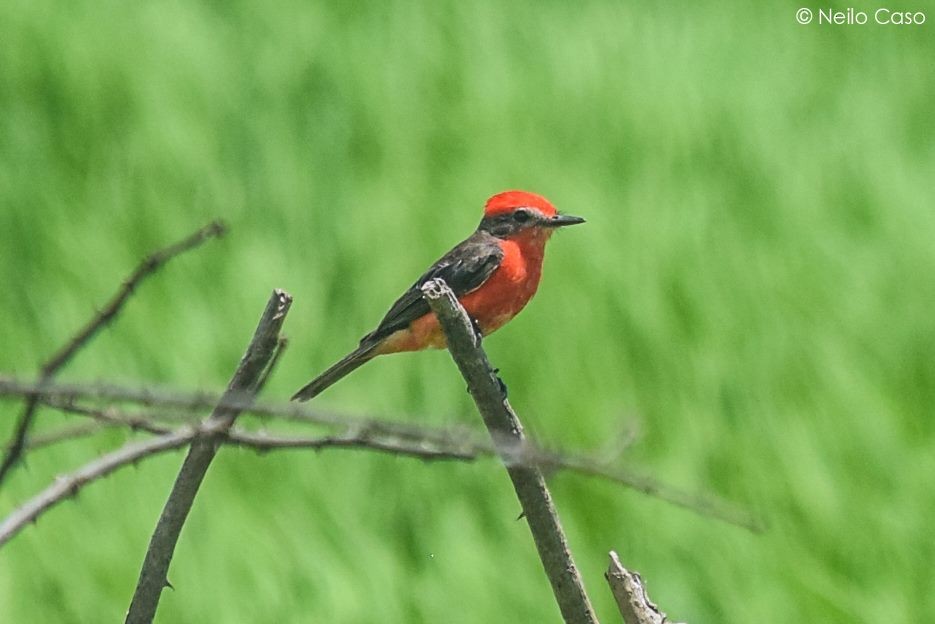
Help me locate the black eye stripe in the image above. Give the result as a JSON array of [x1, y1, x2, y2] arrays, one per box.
[[478, 209, 537, 238]]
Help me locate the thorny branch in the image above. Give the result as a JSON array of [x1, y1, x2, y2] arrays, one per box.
[[125, 289, 290, 624], [0, 420, 477, 549], [0, 220, 226, 487], [19, 422, 105, 451], [28, 401, 481, 459], [422, 278, 599, 624], [0, 377, 759, 532], [0, 376, 478, 447], [0, 428, 200, 549]]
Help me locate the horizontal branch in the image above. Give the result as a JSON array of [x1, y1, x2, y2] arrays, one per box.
[[226, 428, 478, 460], [0, 376, 760, 531], [1, 400, 759, 553], [48, 401, 181, 436], [532, 447, 760, 532], [20, 422, 105, 451], [29, 402, 480, 461], [0, 376, 476, 446], [0, 422, 483, 550]]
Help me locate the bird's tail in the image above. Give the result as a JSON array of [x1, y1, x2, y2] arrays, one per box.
[[291, 343, 379, 402]]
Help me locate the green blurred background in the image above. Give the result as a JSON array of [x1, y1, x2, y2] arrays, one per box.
[[1, 1, 933, 621]]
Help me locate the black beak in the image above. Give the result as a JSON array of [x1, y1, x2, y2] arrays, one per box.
[[545, 213, 586, 228]]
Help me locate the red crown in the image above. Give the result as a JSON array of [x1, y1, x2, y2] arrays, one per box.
[[484, 190, 556, 217]]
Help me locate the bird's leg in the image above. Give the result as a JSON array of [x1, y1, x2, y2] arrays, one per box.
[[495, 371, 508, 397], [465, 316, 489, 392], [482, 367, 509, 397]]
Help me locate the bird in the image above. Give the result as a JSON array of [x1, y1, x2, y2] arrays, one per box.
[[291, 190, 585, 401]]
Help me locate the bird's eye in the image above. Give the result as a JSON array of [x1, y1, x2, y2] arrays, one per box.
[[513, 209, 532, 223]]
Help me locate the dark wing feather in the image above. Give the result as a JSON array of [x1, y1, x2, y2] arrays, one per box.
[[361, 231, 503, 346]]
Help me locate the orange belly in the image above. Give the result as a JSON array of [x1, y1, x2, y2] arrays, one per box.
[[376, 238, 545, 354]]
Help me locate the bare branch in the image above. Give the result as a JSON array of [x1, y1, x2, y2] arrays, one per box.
[[532, 449, 760, 532], [2, 368, 755, 560], [224, 428, 478, 460], [0, 377, 759, 531], [44, 401, 479, 460], [0, 368, 754, 573], [42, 221, 228, 376], [22, 422, 106, 451], [47, 401, 178, 435], [126, 289, 291, 624], [0, 422, 479, 550], [0, 427, 198, 548], [605, 551, 683, 624], [0, 220, 226, 486], [255, 336, 289, 393], [0, 377, 479, 447], [421, 278, 599, 624]]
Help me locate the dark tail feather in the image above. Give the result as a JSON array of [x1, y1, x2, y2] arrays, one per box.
[[291, 344, 378, 402]]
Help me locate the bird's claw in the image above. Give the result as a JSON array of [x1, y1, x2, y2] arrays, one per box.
[[497, 375, 508, 397]]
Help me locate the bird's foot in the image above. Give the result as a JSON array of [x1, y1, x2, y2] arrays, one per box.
[[496, 374, 508, 397]]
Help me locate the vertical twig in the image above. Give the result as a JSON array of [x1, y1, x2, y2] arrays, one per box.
[[125, 289, 292, 624], [255, 336, 289, 391], [0, 220, 227, 487], [605, 551, 681, 624], [421, 279, 599, 624]]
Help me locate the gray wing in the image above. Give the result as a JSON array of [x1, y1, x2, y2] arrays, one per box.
[[361, 232, 503, 346]]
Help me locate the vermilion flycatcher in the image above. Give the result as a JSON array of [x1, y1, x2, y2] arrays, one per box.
[[292, 190, 584, 401]]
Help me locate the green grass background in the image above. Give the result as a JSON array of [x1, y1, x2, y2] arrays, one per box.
[[1, 1, 933, 621]]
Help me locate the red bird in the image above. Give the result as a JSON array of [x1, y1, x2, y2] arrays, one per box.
[[292, 190, 584, 401]]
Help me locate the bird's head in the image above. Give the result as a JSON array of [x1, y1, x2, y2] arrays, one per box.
[[478, 190, 585, 241]]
